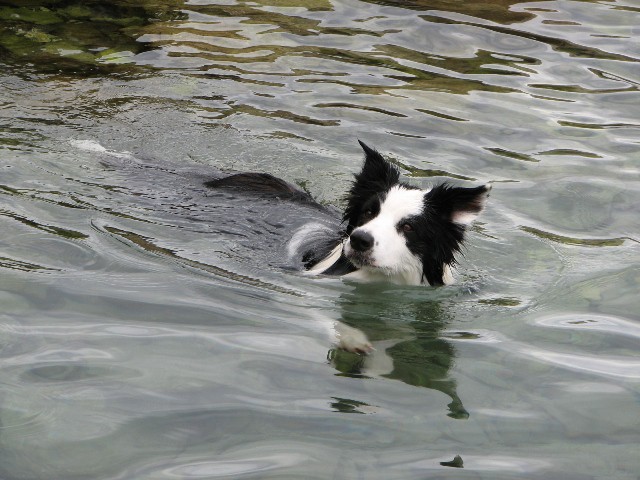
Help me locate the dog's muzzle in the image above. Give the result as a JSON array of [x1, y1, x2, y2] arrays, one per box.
[[349, 230, 374, 252], [345, 230, 375, 267]]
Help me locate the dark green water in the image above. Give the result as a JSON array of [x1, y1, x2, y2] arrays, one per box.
[[1, 1, 639, 478]]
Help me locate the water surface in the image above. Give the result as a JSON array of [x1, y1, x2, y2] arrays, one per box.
[[1, 0, 639, 478]]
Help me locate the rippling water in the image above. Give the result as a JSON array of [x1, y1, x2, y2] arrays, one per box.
[[1, 0, 639, 478]]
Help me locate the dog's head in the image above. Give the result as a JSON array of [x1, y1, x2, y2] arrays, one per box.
[[342, 141, 490, 285]]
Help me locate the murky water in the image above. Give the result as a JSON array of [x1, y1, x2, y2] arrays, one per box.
[[1, 0, 639, 478]]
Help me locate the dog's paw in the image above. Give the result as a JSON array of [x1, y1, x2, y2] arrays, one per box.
[[334, 322, 373, 355]]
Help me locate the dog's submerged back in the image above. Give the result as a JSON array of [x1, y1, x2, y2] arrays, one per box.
[[92, 146, 340, 273]]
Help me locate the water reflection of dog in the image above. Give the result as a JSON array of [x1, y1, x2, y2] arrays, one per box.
[[328, 284, 468, 419]]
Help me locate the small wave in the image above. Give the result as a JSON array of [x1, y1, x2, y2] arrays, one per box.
[[70, 139, 136, 160], [520, 226, 631, 247]]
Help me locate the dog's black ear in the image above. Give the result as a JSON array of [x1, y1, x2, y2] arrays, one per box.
[[343, 142, 400, 231], [426, 183, 491, 226], [420, 184, 490, 286], [356, 141, 400, 188]]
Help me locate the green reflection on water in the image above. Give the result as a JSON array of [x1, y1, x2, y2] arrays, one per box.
[[331, 285, 469, 419], [0, 0, 186, 72], [363, 0, 538, 24], [520, 226, 629, 247], [0, 208, 88, 239]]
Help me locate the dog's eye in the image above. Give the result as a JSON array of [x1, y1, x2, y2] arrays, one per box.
[[401, 223, 413, 233], [363, 209, 373, 218]]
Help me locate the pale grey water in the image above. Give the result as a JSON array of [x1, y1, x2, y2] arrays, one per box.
[[1, 0, 639, 479]]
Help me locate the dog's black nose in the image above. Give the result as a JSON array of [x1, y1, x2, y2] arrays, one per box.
[[350, 230, 374, 252]]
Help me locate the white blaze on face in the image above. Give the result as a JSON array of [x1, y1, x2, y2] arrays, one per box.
[[345, 185, 425, 277]]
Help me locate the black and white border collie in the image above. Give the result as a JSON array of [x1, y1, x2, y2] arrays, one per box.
[[289, 141, 490, 286]]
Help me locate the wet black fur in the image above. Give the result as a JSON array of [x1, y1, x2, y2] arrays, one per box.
[[413, 184, 488, 285], [343, 140, 402, 234]]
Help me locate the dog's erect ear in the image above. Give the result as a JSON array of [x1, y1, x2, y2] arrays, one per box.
[[420, 183, 490, 286], [426, 183, 491, 226], [356, 141, 400, 189], [342, 141, 401, 231]]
